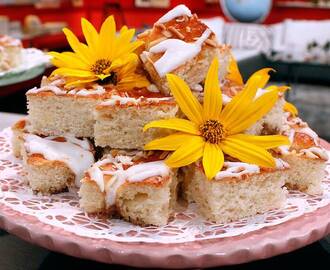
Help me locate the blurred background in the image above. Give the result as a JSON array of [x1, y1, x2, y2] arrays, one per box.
[[0, 0, 329, 140]]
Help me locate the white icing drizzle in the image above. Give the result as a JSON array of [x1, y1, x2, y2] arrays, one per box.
[[278, 145, 290, 155], [149, 29, 211, 77], [222, 94, 232, 105], [27, 85, 66, 95], [156, 4, 192, 24], [215, 162, 260, 180], [24, 134, 94, 186], [75, 86, 105, 96], [279, 126, 296, 155], [288, 128, 295, 143], [124, 161, 169, 182], [275, 158, 290, 169], [86, 155, 169, 206], [27, 77, 106, 96], [102, 95, 140, 106], [279, 115, 324, 157], [87, 159, 111, 192], [214, 159, 288, 180], [300, 147, 328, 160], [285, 116, 307, 128], [100, 95, 172, 106]]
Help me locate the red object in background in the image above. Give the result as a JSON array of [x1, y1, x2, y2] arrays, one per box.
[[1, 0, 330, 50]]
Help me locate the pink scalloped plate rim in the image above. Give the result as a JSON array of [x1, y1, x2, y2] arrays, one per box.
[[0, 140, 329, 269]]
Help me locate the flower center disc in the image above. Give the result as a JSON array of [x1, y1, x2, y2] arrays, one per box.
[[200, 120, 225, 144], [91, 59, 111, 75]]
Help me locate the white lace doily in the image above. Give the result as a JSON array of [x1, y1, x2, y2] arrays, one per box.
[[0, 128, 329, 244]]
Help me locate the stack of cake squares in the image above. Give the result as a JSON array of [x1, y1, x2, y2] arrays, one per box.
[[12, 5, 328, 226]]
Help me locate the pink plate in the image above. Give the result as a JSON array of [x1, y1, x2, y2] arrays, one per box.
[[0, 129, 329, 268]]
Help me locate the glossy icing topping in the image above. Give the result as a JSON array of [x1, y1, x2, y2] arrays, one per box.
[[27, 76, 106, 96], [214, 158, 288, 180], [299, 147, 328, 160], [215, 162, 260, 180], [24, 134, 94, 186], [99, 88, 173, 107], [149, 29, 211, 77], [279, 116, 327, 160], [156, 5, 192, 24], [86, 154, 170, 206]]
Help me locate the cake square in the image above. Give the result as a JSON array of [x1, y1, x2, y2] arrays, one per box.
[[183, 159, 289, 223], [27, 76, 109, 138], [0, 35, 22, 71], [277, 116, 328, 195], [94, 88, 178, 149], [137, 5, 231, 95], [79, 150, 178, 226], [20, 132, 95, 194]]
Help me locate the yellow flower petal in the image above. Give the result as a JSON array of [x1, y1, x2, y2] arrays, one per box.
[[226, 89, 278, 134], [144, 133, 197, 151], [266, 85, 290, 93], [228, 134, 290, 149], [114, 54, 138, 75], [118, 75, 149, 88], [62, 28, 92, 65], [203, 143, 224, 180], [81, 18, 99, 52], [284, 102, 298, 117], [114, 28, 143, 59], [226, 55, 243, 85], [48, 51, 89, 70], [117, 75, 149, 90], [245, 68, 274, 93], [221, 137, 276, 168], [64, 77, 97, 87], [165, 136, 205, 168], [143, 118, 199, 134], [120, 25, 128, 34], [98, 16, 116, 60], [52, 67, 94, 78], [166, 74, 204, 125], [203, 57, 222, 120]]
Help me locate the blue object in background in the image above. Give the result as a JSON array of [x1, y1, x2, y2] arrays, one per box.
[[221, 0, 272, 23]]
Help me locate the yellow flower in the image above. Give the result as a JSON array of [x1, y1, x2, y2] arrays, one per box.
[[226, 55, 243, 85], [143, 58, 289, 179], [49, 16, 149, 89], [228, 58, 299, 118]]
